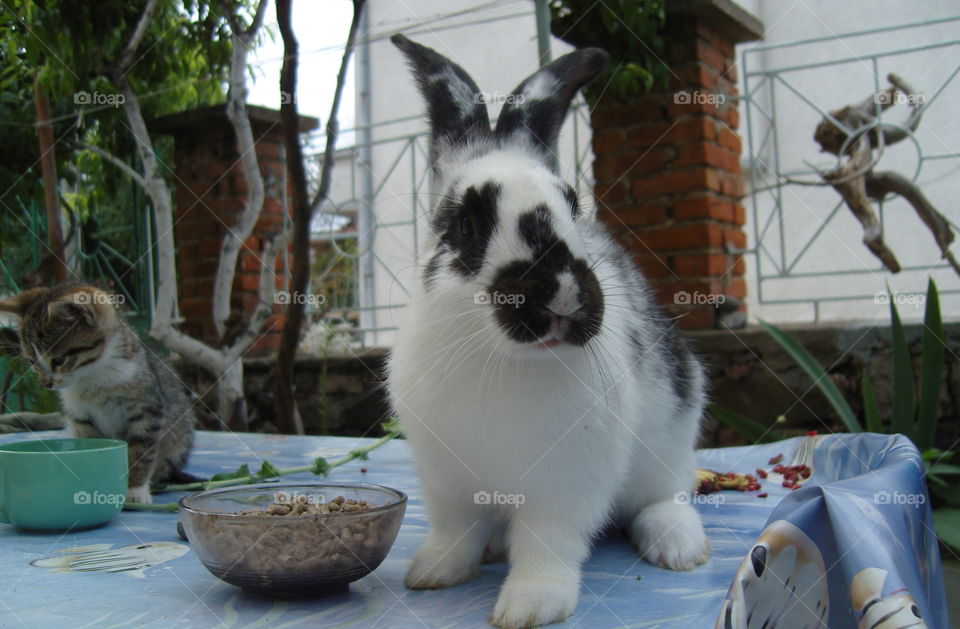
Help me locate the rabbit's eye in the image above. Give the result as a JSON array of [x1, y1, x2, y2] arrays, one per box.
[[460, 215, 474, 238]]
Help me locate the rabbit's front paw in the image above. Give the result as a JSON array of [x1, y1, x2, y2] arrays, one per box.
[[405, 543, 481, 589], [489, 575, 578, 629], [631, 500, 709, 571]]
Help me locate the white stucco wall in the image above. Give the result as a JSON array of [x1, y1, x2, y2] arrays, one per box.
[[732, 0, 960, 323]]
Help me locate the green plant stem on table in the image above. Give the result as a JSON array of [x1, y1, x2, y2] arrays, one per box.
[[123, 421, 401, 514]]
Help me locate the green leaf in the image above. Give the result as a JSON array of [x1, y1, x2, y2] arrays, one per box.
[[888, 292, 915, 437], [922, 448, 955, 462], [933, 508, 960, 553], [927, 463, 960, 476], [381, 418, 403, 435], [312, 456, 330, 476], [861, 371, 882, 433], [707, 403, 787, 443], [759, 320, 861, 433], [256, 461, 280, 479], [916, 279, 944, 450], [210, 463, 250, 482]]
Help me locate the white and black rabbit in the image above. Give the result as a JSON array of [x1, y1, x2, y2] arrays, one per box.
[[387, 35, 710, 629]]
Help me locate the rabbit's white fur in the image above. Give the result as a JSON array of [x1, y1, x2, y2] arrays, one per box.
[[387, 36, 709, 629]]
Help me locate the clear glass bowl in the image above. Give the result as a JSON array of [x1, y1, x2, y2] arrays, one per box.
[[178, 482, 407, 597]]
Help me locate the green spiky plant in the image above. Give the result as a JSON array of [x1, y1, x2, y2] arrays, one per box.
[[709, 279, 959, 552]]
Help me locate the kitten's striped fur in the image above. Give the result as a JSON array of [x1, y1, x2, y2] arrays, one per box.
[[0, 284, 196, 504]]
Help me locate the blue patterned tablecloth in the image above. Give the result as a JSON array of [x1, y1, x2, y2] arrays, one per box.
[[0, 431, 948, 628]]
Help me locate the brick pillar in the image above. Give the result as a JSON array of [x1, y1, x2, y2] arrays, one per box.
[[149, 105, 318, 354], [591, 0, 762, 329]]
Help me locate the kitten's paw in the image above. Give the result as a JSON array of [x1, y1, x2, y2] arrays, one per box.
[[630, 500, 709, 571], [490, 576, 578, 629], [405, 543, 480, 589], [126, 484, 153, 504]]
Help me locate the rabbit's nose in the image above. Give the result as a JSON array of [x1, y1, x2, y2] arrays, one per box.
[[547, 271, 582, 317]]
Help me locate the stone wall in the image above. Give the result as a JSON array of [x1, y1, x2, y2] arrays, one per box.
[[186, 324, 960, 450]]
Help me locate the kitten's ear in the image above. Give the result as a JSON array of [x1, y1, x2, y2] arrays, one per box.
[[0, 287, 47, 324], [494, 48, 608, 171], [46, 291, 98, 326], [391, 34, 492, 170]]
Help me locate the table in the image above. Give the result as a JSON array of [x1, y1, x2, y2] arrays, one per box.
[[0, 431, 949, 628]]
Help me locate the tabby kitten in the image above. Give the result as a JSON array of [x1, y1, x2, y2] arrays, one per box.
[[0, 284, 197, 504]]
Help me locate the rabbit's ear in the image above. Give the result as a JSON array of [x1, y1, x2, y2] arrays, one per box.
[[495, 49, 608, 171], [391, 34, 492, 170]]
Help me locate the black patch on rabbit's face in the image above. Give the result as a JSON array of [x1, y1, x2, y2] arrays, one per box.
[[487, 206, 603, 346], [432, 182, 501, 278], [561, 184, 580, 219]]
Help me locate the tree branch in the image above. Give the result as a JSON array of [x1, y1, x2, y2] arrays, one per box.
[[116, 0, 160, 76], [228, 229, 287, 360], [213, 0, 268, 338], [75, 141, 148, 189]]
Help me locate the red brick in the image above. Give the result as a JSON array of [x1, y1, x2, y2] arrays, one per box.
[[717, 126, 742, 153], [253, 140, 281, 161], [720, 174, 745, 198], [666, 93, 720, 117], [198, 238, 225, 258], [594, 181, 629, 205], [625, 121, 675, 149], [718, 105, 740, 130], [706, 29, 735, 58], [592, 129, 625, 155], [695, 39, 728, 74], [631, 168, 721, 198], [591, 99, 663, 128], [596, 149, 672, 180], [235, 273, 261, 292], [724, 277, 747, 299], [667, 117, 716, 143], [634, 252, 675, 279], [734, 204, 746, 225], [599, 204, 669, 229], [674, 253, 730, 277], [639, 223, 725, 251], [724, 228, 747, 250], [674, 196, 737, 223], [674, 143, 740, 172], [669, 64, 717, 90], [674, 306, 716, 329]]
